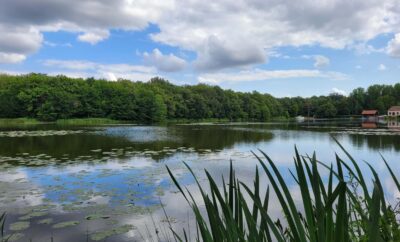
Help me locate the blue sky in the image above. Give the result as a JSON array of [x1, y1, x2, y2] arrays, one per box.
[[0, 0, 400, 97]]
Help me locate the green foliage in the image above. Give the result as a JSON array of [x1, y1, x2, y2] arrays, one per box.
[[0, 74, 283, 122], [2, 73, 400, 121], [167, 142, 400, 241], [280, 84, 400, 118]]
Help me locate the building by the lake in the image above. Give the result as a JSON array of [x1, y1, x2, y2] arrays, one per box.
[[362, 110, 378, 118], [388, 106, 400, 117]]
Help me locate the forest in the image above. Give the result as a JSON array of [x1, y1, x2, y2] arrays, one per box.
[[0, 73, 400, 122]]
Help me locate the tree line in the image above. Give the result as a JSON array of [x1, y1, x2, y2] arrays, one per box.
[[0, 73, 399, 122]]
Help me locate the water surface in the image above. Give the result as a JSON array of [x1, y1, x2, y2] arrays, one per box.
[[0, 121, 399, 241]]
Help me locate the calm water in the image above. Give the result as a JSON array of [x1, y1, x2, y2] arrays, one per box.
[[0, 121, 399, 241]]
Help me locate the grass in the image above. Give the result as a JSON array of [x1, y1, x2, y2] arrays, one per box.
[[0, 118, 128, 126], [0, 118, 42, 125], [167, 139, 400, 242], [55, 118, 125, 125]]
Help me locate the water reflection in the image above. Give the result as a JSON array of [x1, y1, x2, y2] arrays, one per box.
[[0, 122, 399, 241], [361, 122, 377, 129], [0, 125, 274, 164], [388, 120, 400, 130]]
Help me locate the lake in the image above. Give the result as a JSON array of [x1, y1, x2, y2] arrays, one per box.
[[0, 121, 399, 241]]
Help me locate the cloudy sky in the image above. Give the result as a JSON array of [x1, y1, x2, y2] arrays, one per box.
[[1, 0, 400, 97]]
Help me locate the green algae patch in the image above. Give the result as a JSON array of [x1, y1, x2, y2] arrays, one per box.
[[90, 224, 135, 241], [52, 220, 80, 229], [9, 221, 30, 231]]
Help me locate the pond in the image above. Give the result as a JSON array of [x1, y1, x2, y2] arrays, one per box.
[[0, 121, 399, 241]]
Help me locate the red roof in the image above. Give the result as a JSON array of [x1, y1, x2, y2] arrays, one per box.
[[388, 106, 400, 111], [362, 110, 378, 115]]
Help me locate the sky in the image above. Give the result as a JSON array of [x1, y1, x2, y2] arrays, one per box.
[[0, 0, 400, 97]]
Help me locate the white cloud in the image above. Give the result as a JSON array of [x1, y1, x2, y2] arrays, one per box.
[[350, 42, 385, 55], [0, 52, 26, 64], [302, 55, 330, 68], [0, 0, 399, 68], [314, 55, 330, 68], [198, 68, 349, 84], [387, 33, 400, 57], [152, 0, 399, 70], [44, 41, 72, 48], [331, 87, 347, 96], [193, 35, 266, 71], [42, 59, 157, 81], [0, 25, 43, 63], [143, 48, 187, 72], [355, 65, 362, 69], [77, 30, 110, 45], [378, 64, 387, 71], [0, 0, 174, 61]]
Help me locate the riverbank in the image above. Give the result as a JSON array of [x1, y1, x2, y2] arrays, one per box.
[[0, 118, 125, 126], [0, 117, 294, 126]]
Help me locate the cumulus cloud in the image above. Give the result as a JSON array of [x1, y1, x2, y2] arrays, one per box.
[[0, 53, 26, 64], [194, 35, 266, 71], [152, 0, 400, 69], [331, 87, 347, 96], [313, 55, 330, 68], [143, 49, 187, 72], [78, 30, 110, 45], [198, 68, 349, 84], [42, 59, 156, 81], [0, 0, 400, 68], [303, 55, 330, 68], [387, 33, 400, 57], [0, 0, 174, 61]]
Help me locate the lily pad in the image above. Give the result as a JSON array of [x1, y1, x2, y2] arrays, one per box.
[[5, 233, 24, 241], [52, 221, 80, 229], [37, 218, 53, 225], [85, 214, 110, 220], [19, 211, 48, 220], [10, 221, 30, 231]]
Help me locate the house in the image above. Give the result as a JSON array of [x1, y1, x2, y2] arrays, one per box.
[[388, 106, 400, 117], [361, 110, 378, 117]]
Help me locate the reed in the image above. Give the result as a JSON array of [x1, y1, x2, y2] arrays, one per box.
[[167, 139, 400, 242]]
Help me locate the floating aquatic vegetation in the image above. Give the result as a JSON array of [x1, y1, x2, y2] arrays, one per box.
[[90, 224, 135, 241], [155, 186, 165, 196], [328, 127, 400, 136], [85, 214, 110, 220], [0, 130, 86, 138], [37, 218, 53, 225], [4, 233, 24, 241], [19, 211, 48, 220], [52, 220, 80, 229], [9, 221, 30, 231]]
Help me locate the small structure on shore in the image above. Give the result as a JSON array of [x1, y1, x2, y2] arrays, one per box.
[[361, 110, 378, 118], [388, 106, 400, 117]]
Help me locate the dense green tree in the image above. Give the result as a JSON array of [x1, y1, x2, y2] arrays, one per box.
[[1, 73, 400, 122]]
